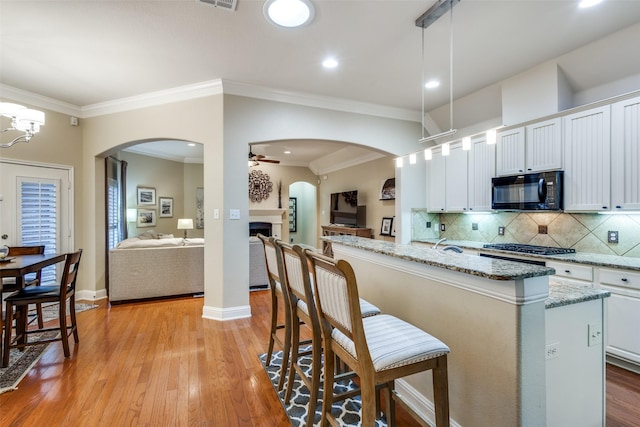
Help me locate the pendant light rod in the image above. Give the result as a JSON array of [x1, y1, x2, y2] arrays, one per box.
[[417, 0, 459, 144]]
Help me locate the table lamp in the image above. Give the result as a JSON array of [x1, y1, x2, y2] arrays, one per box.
[[177, 218, 194, 239]]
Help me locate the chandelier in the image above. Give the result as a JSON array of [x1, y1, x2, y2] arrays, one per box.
[[1, 102, 46, 148]]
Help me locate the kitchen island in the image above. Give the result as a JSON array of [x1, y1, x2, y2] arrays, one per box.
[[323, 235, 609, 427]]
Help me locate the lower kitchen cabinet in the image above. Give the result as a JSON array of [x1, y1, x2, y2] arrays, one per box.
[[599, 268, 640, 371]]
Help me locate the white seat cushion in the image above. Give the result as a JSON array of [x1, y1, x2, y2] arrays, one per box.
[[298, 297, 380, 319], [332, 314, 450, 372]]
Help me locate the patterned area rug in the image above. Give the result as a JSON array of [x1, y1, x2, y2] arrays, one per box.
[[259, 347, 387, 427], [0, 303, 97, 394]]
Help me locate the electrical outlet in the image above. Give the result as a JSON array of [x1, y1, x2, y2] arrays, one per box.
[[608, 231, 619, 244], [588, 323, 602, 347], [498, 226, 505, 236], [538, 225, 548, 234], [545, 343, 559, 360], [426, 221, 432, 229], [472, 223, 478, 231], [440, 224, 446, 232]]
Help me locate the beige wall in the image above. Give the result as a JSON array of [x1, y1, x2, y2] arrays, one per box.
[[117, 151, 204, 238], [318, 156, 396, 245], [0, 102, 85, 281]]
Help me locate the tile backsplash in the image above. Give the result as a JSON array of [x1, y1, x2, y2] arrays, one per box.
[[412, 209, 640, 257]]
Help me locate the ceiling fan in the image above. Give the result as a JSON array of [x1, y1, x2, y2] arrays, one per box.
[[248, 145, 280, 166]]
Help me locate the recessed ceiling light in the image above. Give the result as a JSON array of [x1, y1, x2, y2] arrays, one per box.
[[264, 0, 315, 28], [322, 58, 338, 69], [187, 143, 196, 147], [284, 150, 291, 154], [425, 80, 440, 89], [579, 0, 604, 8]]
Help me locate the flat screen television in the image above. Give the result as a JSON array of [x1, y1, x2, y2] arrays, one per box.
[[330, 191, 366, 227]]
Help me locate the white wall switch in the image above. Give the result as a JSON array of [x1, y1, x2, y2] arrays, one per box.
[[213, 209, 220, 220], [545, 342, 559, 360], [229, 209, 240, 220]]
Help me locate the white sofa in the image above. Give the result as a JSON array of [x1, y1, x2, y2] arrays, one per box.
[[249, 236, 268, 289], [109, 235, 204, 303]]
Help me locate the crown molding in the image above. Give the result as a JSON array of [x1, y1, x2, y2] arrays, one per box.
[[221, 79, 421, 122], [81, 80, 225, 118], [3, 79, 421, 122], [311, 151, 386, 175], [0, 84, 83, 117]]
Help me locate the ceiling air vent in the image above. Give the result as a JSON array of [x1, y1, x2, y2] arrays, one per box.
[[199, 0, 237, 11]]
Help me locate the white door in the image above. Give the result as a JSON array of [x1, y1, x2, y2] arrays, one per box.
[[0, 160, 73, 284]]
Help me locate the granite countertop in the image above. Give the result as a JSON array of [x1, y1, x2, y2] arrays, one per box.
[[412, 238, 640, 271], [323, 235, 555, 281], [547, 278, 610, 309]]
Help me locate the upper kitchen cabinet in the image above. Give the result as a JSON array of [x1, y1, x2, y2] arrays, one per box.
[[563, 105, 611, 212], [496, 118, 562, 176], [611, 95, 640, 211], [426, 143, 469, 213], [468, 135, 495, 212]]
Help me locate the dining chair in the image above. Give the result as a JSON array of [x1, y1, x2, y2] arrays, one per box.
[[258, 234, 294, 390], [3, 245, 46, 328], [2, 249, 83, 368], [306, 250, 451, 426], [277, 241, 381, 427]]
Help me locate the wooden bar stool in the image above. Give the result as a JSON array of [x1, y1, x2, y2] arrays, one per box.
[[307, 250, 451, 427], [258, 234, 294, 390], [277, 242, 381, 427]]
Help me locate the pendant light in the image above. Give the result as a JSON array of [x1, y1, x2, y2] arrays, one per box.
[[417, 0, 460, 144]]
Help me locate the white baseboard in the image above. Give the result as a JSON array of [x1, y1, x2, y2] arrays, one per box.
[[76, 288, 108, 302], [395, 379, 460, 427], [202, 304, 251, 321]]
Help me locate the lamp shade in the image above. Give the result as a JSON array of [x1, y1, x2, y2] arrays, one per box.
[[177, 218, 194, 230], [126, 209, 137, 223]]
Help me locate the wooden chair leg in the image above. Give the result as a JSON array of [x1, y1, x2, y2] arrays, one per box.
[[321, 347, 335, 427], [70, 296, 79, 343], [360, 373, 377, 426], [2, 303, 14, 368], [36, 303, 44, 328], [306, 335, 322, 427], [59, 299, 71, 357], [266, 293, 278, 366], [284, 315, 300, 403], [433, 356, 450, 427], [383, 381, 395, 424]]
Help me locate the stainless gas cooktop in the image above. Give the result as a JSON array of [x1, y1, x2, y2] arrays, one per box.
[[482, 243, 576, 256]]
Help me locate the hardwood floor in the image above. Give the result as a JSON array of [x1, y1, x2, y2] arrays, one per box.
[[1, 290, 638, 426]]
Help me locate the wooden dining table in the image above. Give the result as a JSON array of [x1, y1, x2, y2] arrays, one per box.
[[0, 253, 66, 290]]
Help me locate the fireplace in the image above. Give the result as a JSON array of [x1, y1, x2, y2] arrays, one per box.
[[249, 222, 272, 237], [249, 209, 286, 239]]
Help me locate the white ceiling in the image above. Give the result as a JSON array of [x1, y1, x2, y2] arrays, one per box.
[[3, 0, 640, 168]]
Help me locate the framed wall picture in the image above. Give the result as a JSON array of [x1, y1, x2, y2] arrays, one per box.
[[289, 197, 297, 233], [137, 186, 156, 206], [196, 187, 204, 229], [380, 178, 396, 200], [380, 217, 393, 236], [159, 197, 173, 217], [137, 208, 156, 227]]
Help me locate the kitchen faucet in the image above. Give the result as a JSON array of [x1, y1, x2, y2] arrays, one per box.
[[434, 237, 447, 249]]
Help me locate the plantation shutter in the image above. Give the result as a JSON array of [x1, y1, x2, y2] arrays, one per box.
[[17, 177, 59, 284]]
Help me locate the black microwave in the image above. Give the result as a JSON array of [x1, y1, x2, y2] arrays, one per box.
[[491, 171, 563, 211]]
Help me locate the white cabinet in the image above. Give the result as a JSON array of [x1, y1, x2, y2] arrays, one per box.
[[563, 105, 611, 211], [445, 144, 468, 212], [496, 118, 562, 176], [427, 147, 446, 212], [525, 118, 563, 172], [611, 95, 640, 210], [496, 127, 525, 176], [599, 268, 640, 367], [547, 261, 593, 284], [468, 135, 495, 212], [426, 143, 469, 213]]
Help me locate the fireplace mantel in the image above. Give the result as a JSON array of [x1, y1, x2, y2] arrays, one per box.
[[249, 209, 286, 239]]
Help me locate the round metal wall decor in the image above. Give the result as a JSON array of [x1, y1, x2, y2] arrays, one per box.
[[249, 170, 273, 202]]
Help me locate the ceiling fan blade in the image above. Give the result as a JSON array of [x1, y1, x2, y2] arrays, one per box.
[[259, 159, 280, 164]]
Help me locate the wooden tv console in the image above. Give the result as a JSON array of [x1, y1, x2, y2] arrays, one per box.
[[321, 225, 373, 257]]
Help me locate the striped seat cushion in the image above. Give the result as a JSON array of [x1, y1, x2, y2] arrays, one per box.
[[298, 297, 380, 318], [332, 314, 450, 372]]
